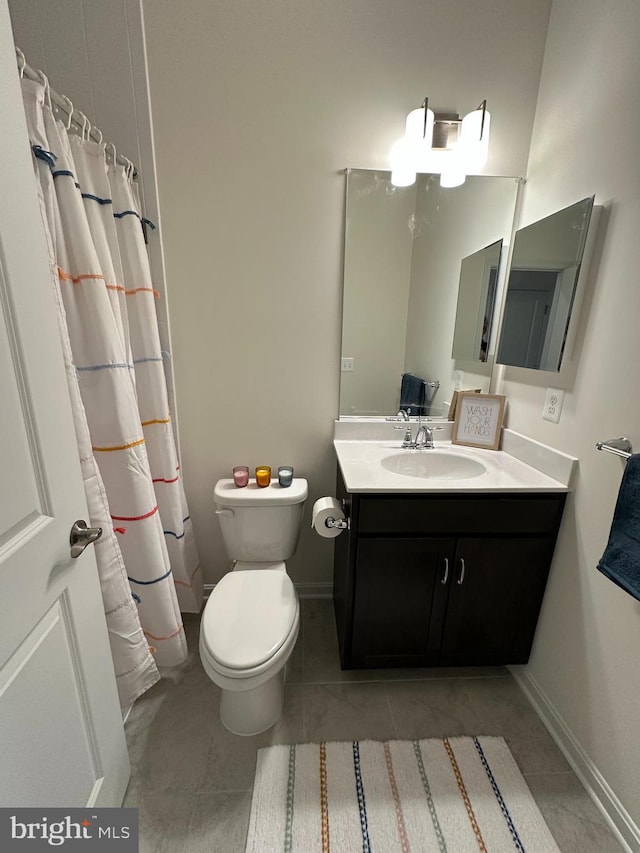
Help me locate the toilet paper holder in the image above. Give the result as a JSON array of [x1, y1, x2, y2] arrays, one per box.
[[325, 497, 350, 530], [325, 515, 349, 530], [311, 496, 350, 538]]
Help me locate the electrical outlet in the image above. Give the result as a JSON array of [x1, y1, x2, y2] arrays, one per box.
[[542, 387, 565, 423], [341, 357, 354, 372]]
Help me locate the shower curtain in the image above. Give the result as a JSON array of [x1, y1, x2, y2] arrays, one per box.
[[20, 78, 203, 708]]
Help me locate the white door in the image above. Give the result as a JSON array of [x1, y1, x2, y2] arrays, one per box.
[[0, 2, 130, 807], [498, 271, 558, 369]]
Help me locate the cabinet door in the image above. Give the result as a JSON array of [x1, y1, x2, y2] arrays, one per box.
[[350, 538, 454, 668], [440, 537, 554, 666]]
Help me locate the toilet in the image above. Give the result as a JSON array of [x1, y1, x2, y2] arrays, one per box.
[[199, 477, 308, 735]]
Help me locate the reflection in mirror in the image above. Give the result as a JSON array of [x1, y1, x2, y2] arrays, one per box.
[[497, 196, 595, 372], [340, 170, 520, 418], [452, 240, 503, 363]]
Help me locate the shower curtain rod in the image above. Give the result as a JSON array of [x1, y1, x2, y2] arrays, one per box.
[[15, 47, 138, 178]]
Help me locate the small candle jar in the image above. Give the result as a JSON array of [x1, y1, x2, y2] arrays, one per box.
[[233, 465, 249, 488], [255, 466, 271, 488], [278, 465, 294, 487]]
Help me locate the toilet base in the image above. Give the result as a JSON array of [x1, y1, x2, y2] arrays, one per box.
[[219, 666, 285, 736]]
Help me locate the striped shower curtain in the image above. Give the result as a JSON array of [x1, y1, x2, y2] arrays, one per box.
[[20, 78, 203, 707]]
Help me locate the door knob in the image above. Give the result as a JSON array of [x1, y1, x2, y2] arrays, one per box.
[[70, 519, 103, 558]]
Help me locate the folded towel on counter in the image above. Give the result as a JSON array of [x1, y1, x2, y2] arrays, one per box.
[[400, 373, 426, 416], [597, 454, 640, 601]]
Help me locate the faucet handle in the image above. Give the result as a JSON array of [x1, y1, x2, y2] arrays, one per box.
[[394, 425, 414, 447]]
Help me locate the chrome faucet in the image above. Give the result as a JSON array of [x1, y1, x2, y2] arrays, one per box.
[[385, 409, 410, 422], [394, 416, 437, 449], [414, 424, 434, 449]]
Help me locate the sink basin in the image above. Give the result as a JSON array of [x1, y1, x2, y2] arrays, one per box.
[[380, 451, 487, 480]]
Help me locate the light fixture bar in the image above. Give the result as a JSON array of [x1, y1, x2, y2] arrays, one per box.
[[421, 97, 430, 138], [476, 99, 488, 140], [431, 113, 461, 150]]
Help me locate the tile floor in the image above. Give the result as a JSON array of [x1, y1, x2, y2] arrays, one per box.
[[124, 599, 623, 852]]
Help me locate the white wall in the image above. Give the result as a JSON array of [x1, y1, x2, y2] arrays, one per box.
[[142, 0, 552, 586], [497, 0, 640, 841], [9, 0, 141, 161]]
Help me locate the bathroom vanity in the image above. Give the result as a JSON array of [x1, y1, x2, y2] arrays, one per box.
[[332, 431, 574, 670]]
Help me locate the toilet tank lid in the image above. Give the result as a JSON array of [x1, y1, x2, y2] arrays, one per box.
[[214, 478, 308, 507]]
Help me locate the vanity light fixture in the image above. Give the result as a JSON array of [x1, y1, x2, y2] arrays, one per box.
[[390, 98, 490, 188]]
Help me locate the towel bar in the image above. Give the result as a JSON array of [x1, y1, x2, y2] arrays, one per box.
[[425, 380, 440, 404], [596, 437, 632, 460]]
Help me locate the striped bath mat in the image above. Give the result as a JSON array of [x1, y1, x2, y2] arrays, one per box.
[[246, 737, 561, 852]]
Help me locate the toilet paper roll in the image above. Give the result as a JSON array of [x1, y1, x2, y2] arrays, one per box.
[[311, 496, 346, 538]]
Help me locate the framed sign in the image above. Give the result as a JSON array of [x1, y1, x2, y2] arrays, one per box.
[[447, 388, 481, 421], [452, 393, 506, 450]]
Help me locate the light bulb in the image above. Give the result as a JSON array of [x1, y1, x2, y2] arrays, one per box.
[[390, 137, 417, 186], [391, 168, 416, 187], [460, 107, 491, 172], [405, 106, 434, 146], [440, 168, 466, 188]]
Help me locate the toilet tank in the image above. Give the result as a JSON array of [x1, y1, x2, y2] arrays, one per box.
[[214, 478, 308, 562]]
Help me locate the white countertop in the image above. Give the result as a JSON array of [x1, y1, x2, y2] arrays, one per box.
[[334, 438, 572, 493]]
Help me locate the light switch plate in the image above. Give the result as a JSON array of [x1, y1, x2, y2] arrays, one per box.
[[341, 357, 354, 372], [542, 388, 564, 423]]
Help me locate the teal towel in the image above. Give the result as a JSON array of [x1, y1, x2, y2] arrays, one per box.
[[597, 454, 640, 601]]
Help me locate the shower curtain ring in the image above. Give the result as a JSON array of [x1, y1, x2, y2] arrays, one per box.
[[61, 95, 74, 130], [36, 70, 52, 110], [94, 127, 103, 144], [106, 142, 117, 168], [15, 47, 26, 78], [75, 111, 86, 140], [123, 156, 134, 181]]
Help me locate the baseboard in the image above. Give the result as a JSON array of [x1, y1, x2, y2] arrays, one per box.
[[510, 666, 638, 853], [203, 581, 333, 600], [295, 581, 333, 599]]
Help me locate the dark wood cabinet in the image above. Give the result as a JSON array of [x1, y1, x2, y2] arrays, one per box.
[[351, 537, 453, 668], [333, 468, 566, 669]]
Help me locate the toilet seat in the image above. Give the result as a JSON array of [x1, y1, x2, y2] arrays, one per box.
[[201, 567, 297, 671]]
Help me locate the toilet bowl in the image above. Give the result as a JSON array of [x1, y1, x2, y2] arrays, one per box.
[[200, 478, 308, 735], [200, 563, 299, 735]]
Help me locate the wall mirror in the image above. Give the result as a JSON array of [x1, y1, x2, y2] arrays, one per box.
[[497, 196, 595, 372], [340, 170, 520, 418]]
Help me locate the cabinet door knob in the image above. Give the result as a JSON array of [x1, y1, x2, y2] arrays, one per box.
[[441, 557, 449, 585], [457, 557, 466, 585]]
